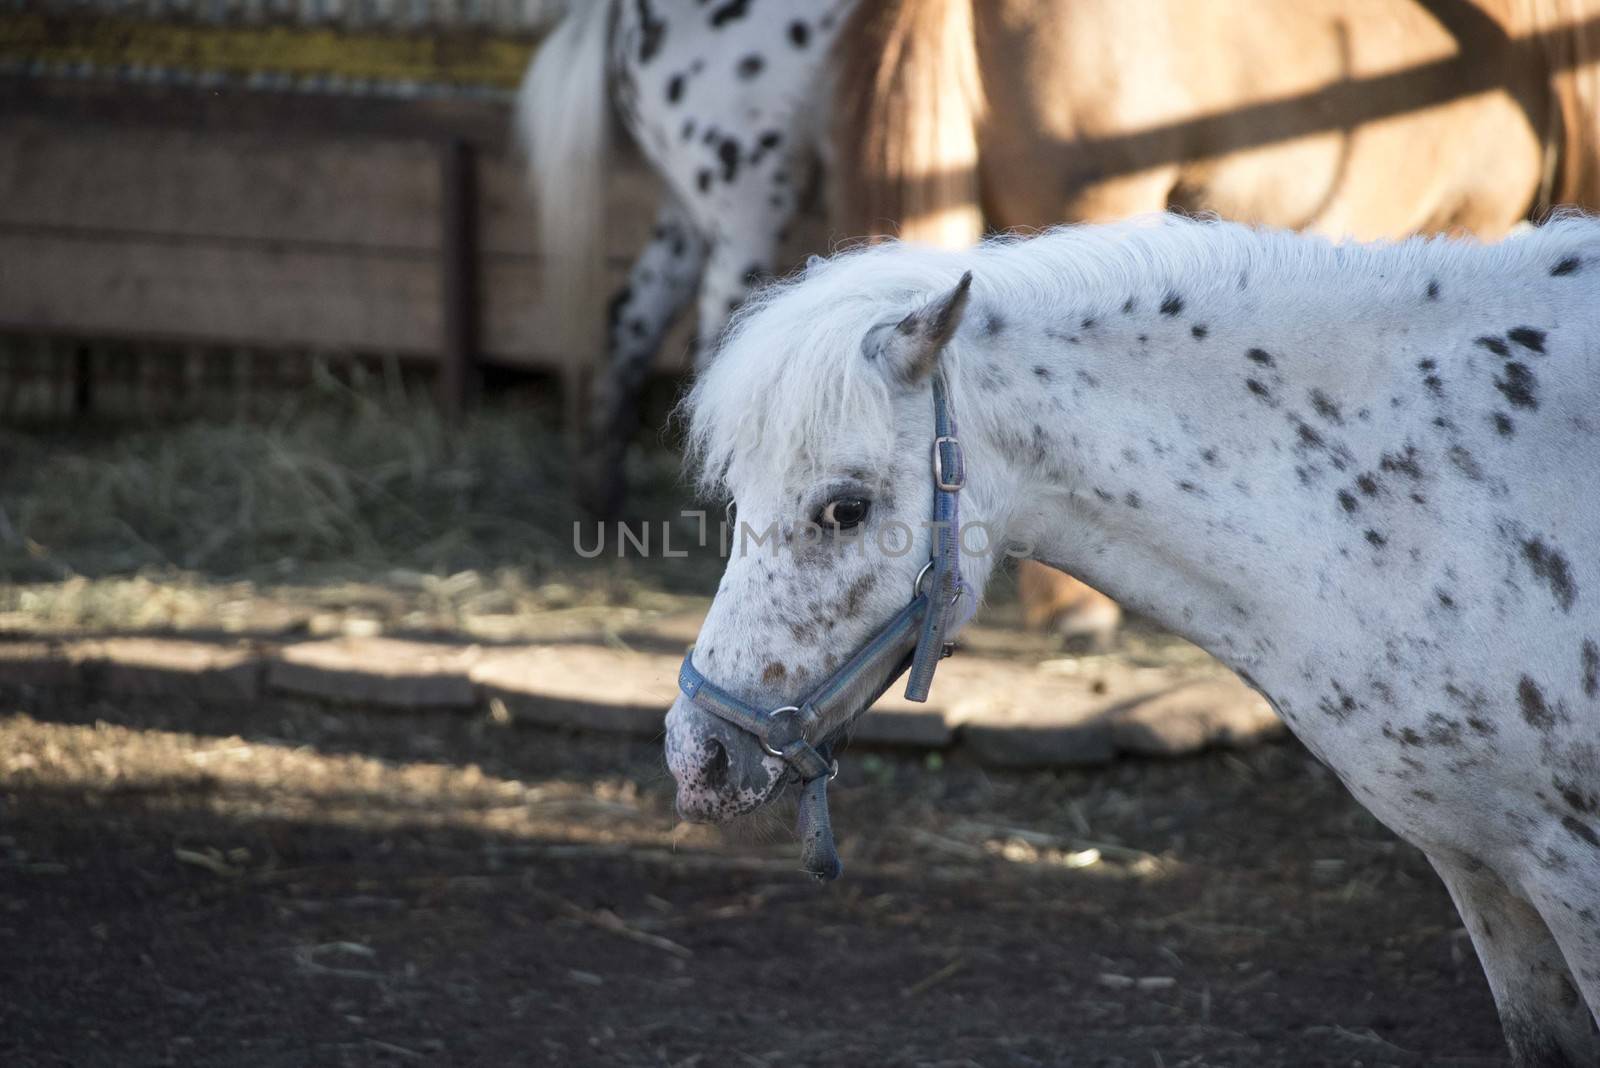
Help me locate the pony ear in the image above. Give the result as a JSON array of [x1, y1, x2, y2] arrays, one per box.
[[863, 271, 973, 385]]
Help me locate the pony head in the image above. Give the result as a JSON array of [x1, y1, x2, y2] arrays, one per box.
[[666, 249, 1011, 824]]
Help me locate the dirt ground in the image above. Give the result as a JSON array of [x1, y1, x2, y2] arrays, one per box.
[[1, 686, 1511, 1068], [0, 406, 1513, 1065]]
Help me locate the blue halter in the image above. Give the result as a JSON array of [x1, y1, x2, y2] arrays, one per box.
[[678, 371, 967, 880]]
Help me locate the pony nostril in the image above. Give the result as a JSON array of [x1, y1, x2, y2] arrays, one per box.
[[702, 738, 730, 788]]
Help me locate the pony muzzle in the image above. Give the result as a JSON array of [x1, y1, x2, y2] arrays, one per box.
[[664, 694, 787, 823]]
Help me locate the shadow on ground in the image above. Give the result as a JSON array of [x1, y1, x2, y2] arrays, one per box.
[[1, 688, 1508, 1068]]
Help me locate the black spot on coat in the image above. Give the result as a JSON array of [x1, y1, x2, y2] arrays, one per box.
[[708, 0, 752, 27], [1309, 390, 1343, 424], [1522, 537, 1577, 611], [1495, 363, 1538, 409], [1508, 327, 1546, 353], [1160, 293, 1184, 316], [1448, 445, 1483, 481], [1583, 640, 1598, 698], [788, 20, 810, 46], [1561, 815, 1600, 849], [1475, 336, 1510, 358], [1379, 446, 1422, 479], [635, 0, 667, 62], [737, 54, 765, 79], [1518, 675, 1559, 730], [1245, 348, 1274, 367], [1551, 255, 1581, 276], [1319, 684, 1360, 721], [717, 139, 740, 182]]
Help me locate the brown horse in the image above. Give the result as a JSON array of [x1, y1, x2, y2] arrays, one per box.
[[830, 0, 1600, 642], [832, 0, 1600, 240]]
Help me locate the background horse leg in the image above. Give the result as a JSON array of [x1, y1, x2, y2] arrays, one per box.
[[1431, 856, 1600, 1066], [584, 200, 708, 519], [1016, 561, 1121, 652], [689, 210, 790, 375]]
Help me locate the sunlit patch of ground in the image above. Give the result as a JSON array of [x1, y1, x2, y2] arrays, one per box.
[[2, 689, 1506, 1067]]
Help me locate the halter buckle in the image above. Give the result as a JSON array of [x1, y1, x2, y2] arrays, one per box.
[[933, 436, 965, 492]]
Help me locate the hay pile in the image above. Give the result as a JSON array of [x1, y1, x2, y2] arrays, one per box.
[[0, 374, 708, 601]]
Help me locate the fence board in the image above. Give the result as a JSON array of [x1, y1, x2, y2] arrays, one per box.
[[0, 118, 661, 262], [0, 230, 442, 355], [0, 120, 442, 250], [0, 92, 702, 394], [0, 228, 691, 370]]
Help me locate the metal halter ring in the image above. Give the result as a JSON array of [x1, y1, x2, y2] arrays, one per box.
[[914, 561, 966, 605], [760, 706, 802, 758]]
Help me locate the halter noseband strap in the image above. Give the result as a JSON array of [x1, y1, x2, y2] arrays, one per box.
[[677, 371, 966, 881]]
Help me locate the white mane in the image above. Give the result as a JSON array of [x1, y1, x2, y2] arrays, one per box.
[[684, 213, 1597, 496]]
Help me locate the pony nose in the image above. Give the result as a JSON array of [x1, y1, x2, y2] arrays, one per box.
[[701, 737, 730, 789]]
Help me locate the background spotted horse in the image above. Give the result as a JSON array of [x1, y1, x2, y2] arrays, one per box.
[[519, 0, 852, 519]]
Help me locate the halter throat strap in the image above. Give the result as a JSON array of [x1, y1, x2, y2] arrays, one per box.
[[677, 370, 966, 881]]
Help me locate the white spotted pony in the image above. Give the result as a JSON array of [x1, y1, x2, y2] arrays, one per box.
[[665, 216, 1600, 1066]]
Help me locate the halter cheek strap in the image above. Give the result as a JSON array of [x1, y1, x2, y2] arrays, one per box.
[[677, 371, 966, 881]]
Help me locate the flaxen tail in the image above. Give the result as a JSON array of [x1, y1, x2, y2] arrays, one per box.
[[829, 0, 986, 244], [515, 0, 614, 370]]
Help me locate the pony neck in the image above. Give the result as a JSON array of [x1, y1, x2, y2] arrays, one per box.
[[951, 230, 1431, 676]]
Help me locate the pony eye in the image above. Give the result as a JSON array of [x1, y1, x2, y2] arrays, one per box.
[[818, 497, 869, 530]]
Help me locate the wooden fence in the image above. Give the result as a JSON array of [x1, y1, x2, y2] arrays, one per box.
[[0, 8, 671, 422]]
